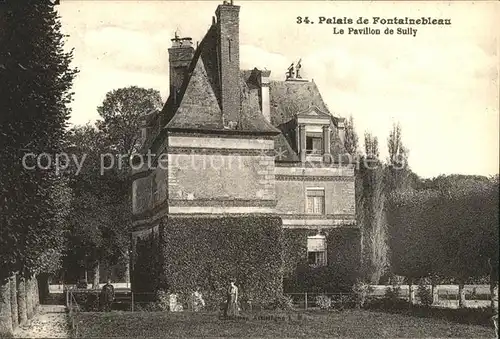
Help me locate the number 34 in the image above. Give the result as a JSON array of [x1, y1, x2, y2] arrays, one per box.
[[297, 16, 311, 24]]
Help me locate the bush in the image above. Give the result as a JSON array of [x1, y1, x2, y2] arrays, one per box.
[[315, 294, 332, 310], [155, 290, 169, 311], [384, 285, 401, 303], [72, 290, 100, 311], [417, 283, 433, 306], [266, 295, 295, 311], [352, 280, 373, 308]]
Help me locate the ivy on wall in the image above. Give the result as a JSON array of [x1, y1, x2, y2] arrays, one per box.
[[283, 228, 361, 293], [131, 230, 161, 299], [131, 219, 361, 301], [158, 216, 284, 306]]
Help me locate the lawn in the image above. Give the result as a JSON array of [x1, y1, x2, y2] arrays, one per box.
[[72, 309, 496, 338]]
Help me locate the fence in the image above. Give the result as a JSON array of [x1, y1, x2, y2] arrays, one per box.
[[66, 289, 80, 337], [64, 286, 494, 313], [285, 292, 357, 310]]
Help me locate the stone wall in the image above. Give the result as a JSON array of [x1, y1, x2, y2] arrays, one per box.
[[166, 135, 276, 215], [275, 179, 355, 216]]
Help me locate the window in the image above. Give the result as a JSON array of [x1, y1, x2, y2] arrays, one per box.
[[306, 135, 323, 155], [307, 234, 327, 267], [306, 189, 325, 214]]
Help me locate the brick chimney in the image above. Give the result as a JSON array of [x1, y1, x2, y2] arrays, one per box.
[[216, 1, 240, 126], [168, 35, 195, 104]]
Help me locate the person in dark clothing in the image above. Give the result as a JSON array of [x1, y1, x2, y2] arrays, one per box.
[[100, 279, 114, 312]]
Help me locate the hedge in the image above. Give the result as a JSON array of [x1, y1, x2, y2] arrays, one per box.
[[157, 215, 284, 306]]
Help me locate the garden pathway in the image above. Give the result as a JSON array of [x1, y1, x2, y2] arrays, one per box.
[[14, 305, 69, 338]]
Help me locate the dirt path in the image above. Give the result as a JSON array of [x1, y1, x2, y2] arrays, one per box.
[[14, 305, 69, 338]]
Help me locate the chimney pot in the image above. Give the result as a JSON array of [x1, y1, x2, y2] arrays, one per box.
[[168, 34, 195, 104]]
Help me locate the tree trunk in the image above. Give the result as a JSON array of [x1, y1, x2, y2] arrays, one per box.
[[0, 278, 13, 337], [92, 261, 100, 289], [9, 275, 17, 329], [16, 277, 27, 325], [408, 279, 415, 306], [33, 278, 39, 309], [458, 281, 466, 308], [25, 277, 33, 320], [431, 284, 439, 305], [37, 274, 50, 305]]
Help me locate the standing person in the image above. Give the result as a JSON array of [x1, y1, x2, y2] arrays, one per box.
[[100, 279, 115, 312], [225, 279, 239, 318]]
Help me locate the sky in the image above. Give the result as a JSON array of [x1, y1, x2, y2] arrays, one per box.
[[57, 1, 499, 179]]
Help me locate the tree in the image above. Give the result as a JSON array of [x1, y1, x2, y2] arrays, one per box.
[[385, 122, 413, 192], [64, 87, 163, 288], [343, 115, 359, 156], [387, 175, 499, 308], [96, 86, 163, 166], [0, 1, 77, 333], [357, 133, 390, 284]]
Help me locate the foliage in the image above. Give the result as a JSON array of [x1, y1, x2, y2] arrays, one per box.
[[417, 283, 433, 307], [283, 228, 361, 293], [96, 86, 163, 164], [0, 0, 77, 279], [72, 290, 100, 312], [155, 290, 170, 311], [154, 216, 284, 305], [63, 86, 162, 285], [131, 231, 161, 294], [357, 133, 390, 284], [384, 285, 401, 302], [266, 295, 295, 311], [387, 176, 499, 283], [385, 122, 413, 192], [352, 279, 374, 308], [315, 294, 332, 310], [343, 115, 359, 156]]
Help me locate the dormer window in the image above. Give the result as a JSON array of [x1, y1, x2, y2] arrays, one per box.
[[306, 133, 323, 155], [296, 106, 332, 161]]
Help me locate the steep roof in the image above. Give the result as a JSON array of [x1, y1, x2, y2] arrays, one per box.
[[268, 80, 330, 127], [239, 74, 279, 133], [266, 80, 350, 162], [146, 23, 349, 162], [162, 24, 278, 136]]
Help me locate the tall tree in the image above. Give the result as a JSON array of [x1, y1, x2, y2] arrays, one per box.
[[358, 133, 390, 283], [65, 87, 163, 287], [0, 0, 77, 281], [0, 1, 77, 333], [364, 132, 379, 159], [388, 175, 499, 308], [385, 122, 413, 192], [96, 86, 163, 165], [343, 115, 359, 156]]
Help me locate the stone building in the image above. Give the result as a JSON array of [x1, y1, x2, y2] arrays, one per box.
[[130, 1, 359, 298]]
